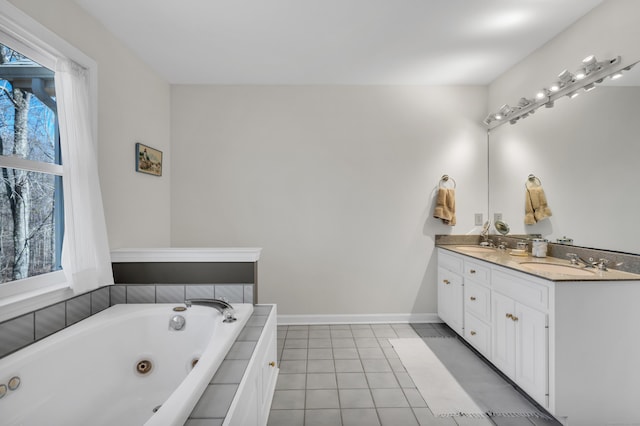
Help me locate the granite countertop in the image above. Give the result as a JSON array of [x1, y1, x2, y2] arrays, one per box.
[[438, 244, 640, 282]]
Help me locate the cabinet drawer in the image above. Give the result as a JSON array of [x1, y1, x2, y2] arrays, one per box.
[[464, 260, 491, 286], [464, 313, 491, 359], [493, 269, 548, 311], [465, 280, 491, 322], [438, 250, 464, 274]]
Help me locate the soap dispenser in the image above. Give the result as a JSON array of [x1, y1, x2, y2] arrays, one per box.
[[531, 238, 548, 258]]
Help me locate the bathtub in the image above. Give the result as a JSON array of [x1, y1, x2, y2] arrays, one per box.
[[0, 302, 253, 426]]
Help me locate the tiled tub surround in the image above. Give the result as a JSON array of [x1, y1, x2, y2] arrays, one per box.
[[0, 283, 254, 359], [111, 247, 262, 303], [0, 303, 255, 425], [1, 247, 262, 359], [0, 286, 110, 358], [186, 304, 278, 426]]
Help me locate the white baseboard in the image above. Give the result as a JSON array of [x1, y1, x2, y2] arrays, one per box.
[[277, 312, 441, 325]]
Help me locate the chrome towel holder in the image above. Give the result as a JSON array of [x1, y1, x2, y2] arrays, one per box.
[[440, 174, 456, 189], [526, 174, 542, 188]]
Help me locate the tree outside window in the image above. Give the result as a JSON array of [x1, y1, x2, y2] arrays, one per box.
[[0, 43, 62, 284]]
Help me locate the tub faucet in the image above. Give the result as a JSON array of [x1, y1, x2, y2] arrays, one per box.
[[184, 298, 237, 322]]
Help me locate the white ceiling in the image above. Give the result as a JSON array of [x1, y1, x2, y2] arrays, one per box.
[[73, 0, 603, 85]]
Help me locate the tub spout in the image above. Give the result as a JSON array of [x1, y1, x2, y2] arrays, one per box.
[[184, 298, 237, 322]]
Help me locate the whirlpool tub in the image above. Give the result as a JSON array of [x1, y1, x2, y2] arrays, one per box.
[[0, 302, 254, 426]]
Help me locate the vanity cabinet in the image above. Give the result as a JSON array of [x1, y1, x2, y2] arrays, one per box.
[[463, 266, 492, 358], [491, 269, 548, 405], [492, 290, 547, 404], [437, 248, 549, 409], [437, 246, 640, 426], [437, 251, 464, 336]]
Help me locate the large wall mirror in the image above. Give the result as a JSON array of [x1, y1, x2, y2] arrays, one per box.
[[488, 60, 640, 255]]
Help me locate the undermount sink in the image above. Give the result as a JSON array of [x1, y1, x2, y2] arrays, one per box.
[[519, 262, 596, 276], [455, 246, 496, 253]]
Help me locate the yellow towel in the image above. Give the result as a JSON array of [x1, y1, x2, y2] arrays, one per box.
[[525, 186, 552, 224], [434, 188, 456, 226]]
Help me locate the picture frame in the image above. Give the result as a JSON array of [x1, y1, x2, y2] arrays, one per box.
[[135, 143, 162, 176]]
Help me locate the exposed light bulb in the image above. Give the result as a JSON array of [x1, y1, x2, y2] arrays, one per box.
[[518, 97, 533, 107], [582, 55, 598, 73], [498, 104, 513, 117], [485, 54, 620, 128], [558, 69, 574, 84], [536, 88, 550, 99]]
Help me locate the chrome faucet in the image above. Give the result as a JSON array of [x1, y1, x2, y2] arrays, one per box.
[[566, 253, 596, 268], [480, 220, 491, 244], [184, 298, 237, 322]]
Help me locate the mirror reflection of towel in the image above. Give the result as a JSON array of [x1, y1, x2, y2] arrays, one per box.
[[525, 186, 552, 225], [434, 188, 456, 226]]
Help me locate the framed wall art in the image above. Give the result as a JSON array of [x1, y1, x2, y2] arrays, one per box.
[[135, 143, 162, 176]]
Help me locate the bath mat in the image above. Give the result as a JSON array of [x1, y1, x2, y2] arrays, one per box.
[[389, 338, 550, 419], [389, 338, 485, 417]]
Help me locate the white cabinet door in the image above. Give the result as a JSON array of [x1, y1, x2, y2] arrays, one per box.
[[259, 322, 278, 423], [515, 303, 548, 405], [492, 291, 548, 407], [437, 266, 464, 335], [492, 291, 516, 379]]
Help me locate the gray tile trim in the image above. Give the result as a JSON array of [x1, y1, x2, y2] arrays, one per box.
[[190, 384, 239, 418], [91, 287, 110, 314], [0, 283, 260, 361], [156, 285, 186, 303], [35, 302, 65, 340], [0, 313, 34, 358], [125, 285, 156, 303], [0, 286, 116, 358], [66, 294, 91, 326]]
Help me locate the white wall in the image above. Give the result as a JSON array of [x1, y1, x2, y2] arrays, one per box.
[[171, 85, 487, 316], [489, 0, 640, 106], [488, 0, 640, 253], [9, 0, 172, 248]]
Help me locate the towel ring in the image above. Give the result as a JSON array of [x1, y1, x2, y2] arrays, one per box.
[[440, 175, 456, 189], [525, 174, 542, 188]]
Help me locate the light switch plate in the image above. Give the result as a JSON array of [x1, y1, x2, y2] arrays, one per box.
[[494, 213, 502, 222], [474, 213, 483, 226]]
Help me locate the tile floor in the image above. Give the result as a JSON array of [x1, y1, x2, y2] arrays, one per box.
[[268, 323, 561, 426]]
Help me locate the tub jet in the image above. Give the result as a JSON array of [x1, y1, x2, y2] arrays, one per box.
[[136, 360, 153, 375]]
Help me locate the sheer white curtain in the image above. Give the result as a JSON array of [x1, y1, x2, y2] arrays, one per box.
[[55, 58, 113, 293]]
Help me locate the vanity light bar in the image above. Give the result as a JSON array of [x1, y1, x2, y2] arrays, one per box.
[[484, 55, 623, 128]]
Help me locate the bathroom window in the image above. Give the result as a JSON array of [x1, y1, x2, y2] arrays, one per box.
[[0, 4, 111, 311], [0, 43, 63, 285]]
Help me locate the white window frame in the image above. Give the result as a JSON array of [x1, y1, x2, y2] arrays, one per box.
[[0, 1, 100, 319]]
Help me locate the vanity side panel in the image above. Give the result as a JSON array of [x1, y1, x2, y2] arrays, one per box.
[[553, 281, 640, 426]]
